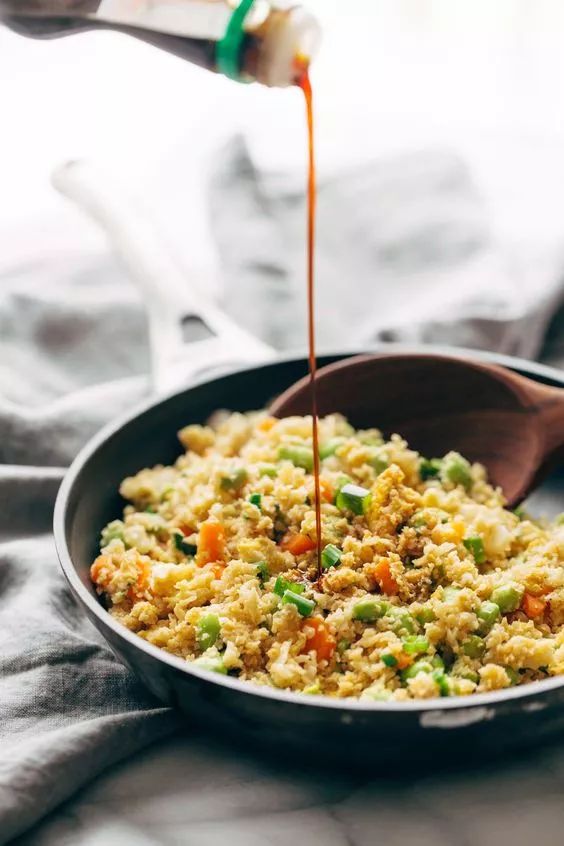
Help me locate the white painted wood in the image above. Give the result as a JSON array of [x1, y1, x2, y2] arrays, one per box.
[[52, 159, 274, 393]]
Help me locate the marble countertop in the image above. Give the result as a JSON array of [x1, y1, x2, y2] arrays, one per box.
[[16, 730, 564, 846]]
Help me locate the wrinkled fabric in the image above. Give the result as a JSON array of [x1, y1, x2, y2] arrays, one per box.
[[0, 254, 177, 845], [211, 139, 564, 361], [1, 146, 564, 843]]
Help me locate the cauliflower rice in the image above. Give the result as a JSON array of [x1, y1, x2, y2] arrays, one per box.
[[90, 411, 564, 701]]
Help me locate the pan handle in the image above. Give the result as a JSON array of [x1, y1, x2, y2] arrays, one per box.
[[52, 160, 275, 395]]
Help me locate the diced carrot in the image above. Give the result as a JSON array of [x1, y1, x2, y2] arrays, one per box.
[[522, 592, 546, 619], [281, 533, 317, 556], [197, 520, 226, 566], [396, 653, 413, 671], [301, 617, 336, 662], [90, 555, 112, 587], [319, 478, 334, 503], [257, 416, 277, 432], [373, 558, 399, 595], [128, 558, 151, 602]]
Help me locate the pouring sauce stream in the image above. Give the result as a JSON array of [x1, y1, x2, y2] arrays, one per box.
[[299, 69, 322, 578]]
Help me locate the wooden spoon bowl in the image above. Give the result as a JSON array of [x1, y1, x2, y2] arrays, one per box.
[[270, 353, 564, 506]]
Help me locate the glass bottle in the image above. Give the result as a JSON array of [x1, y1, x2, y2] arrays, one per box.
[[0, 1, 320, 87]]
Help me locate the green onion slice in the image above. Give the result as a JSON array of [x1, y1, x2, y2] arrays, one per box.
[[274, 575, 305, 597], [463, 536, 485, 564], [336, 483, 372, 515], [321, 544, 342, 569], [282, 590, 315, 617]]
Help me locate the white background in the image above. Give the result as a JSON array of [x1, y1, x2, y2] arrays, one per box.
[[1, 0, 564, 293]]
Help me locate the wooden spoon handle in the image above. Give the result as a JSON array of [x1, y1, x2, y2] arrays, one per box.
[[523, 379, 564, 463], [476, 363, 564, 466]]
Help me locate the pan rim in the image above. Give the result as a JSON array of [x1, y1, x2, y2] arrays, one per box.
[[54, 343, 564, 716]]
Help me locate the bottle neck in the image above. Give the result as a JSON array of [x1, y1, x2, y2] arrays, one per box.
[[0, 1, 320, 88]]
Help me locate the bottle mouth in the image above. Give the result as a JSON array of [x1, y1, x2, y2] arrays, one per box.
[[257, 6, 321, 88]]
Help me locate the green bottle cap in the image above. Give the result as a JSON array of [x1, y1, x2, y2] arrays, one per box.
[[216, 0, 256, 82]]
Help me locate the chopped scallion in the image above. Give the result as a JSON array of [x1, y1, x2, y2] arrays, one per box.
[[282, 590, 315, 617], [402, 635, 429, 655], [477, 600, 500, 634], [401, 659, 434, 682], [278, 445, 314, 472], [462, 634, 486, 658], [256, 561, 269, 582], [248, 493, 262, 509], [463, 536, 485, 564], [321, 544, 342, 569], [389, 608, 417, 635], [352, 599, 389, 622], [336, 483, 372, 516], [220, 468, 248, 491], [197, 614, 220, 651], [432, 668, 450, 696], [458, 669, 479, 684], [441, 454, 472, 490], [416, 606, 436, 625], [490, 584, 523, 613], [319, 438, 345, 459], [274, 575, 304, 597]]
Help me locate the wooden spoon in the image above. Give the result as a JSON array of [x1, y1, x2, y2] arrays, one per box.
[[270, 353, 564, 507]]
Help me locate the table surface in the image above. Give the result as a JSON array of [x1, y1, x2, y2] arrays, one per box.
[[15, 714, 564, 846]]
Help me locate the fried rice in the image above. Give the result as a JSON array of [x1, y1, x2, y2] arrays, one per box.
[[90, 411, 564, 701]]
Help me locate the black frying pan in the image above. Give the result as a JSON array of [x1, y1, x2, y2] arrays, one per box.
[[54, 349, 564, 765], [52, 163, 564, 765]]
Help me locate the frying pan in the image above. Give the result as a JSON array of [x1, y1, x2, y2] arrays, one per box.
[[53, 163, 564, 764]]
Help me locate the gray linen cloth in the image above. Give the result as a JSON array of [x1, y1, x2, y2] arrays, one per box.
[[0, 256, 178, 844], [1, 144, 564, 843], [212, 138, 564, 361]]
